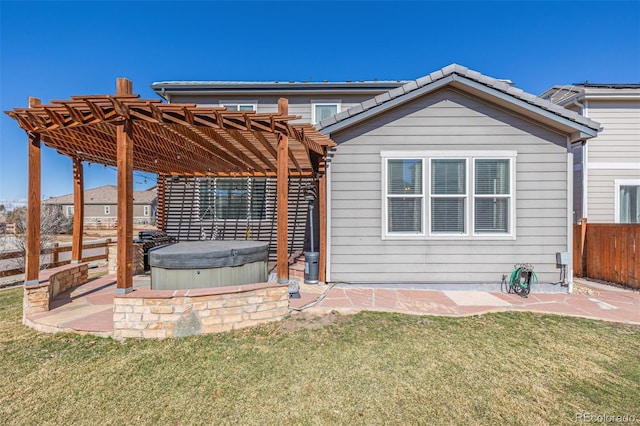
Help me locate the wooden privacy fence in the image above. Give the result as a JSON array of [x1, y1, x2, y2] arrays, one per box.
[[574, 221, 640, 289], [0, 239, 111, 278]]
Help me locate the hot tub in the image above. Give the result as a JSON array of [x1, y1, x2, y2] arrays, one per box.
[[149, 241, 269, 290]]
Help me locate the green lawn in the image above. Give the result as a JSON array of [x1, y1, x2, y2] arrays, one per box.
[[1, 287, 639, 425]]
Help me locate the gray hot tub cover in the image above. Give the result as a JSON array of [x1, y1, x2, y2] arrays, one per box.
[[149, 240, 269, 269]]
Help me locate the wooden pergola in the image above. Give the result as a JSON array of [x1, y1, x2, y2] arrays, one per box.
[[5, 78, 334, 292]]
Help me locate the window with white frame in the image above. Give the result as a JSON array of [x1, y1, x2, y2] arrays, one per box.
[[312, 102, 340, 124], [220, 103, 256, 112], [143, 205, 150, 217], [615, 179, 640, 223], [386, 159, 424, 234], [382, 151, 516, 239], [65, 206, 74, 217], [199, 177, 268, 221], [104, 206, 111, 215]]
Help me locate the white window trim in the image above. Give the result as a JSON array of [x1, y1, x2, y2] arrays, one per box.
[[311, 100, 341, 124], [104, 205, 110, 215], [143, 205, 150, 217], [219, 101, 258, 111], [614, 179, 640, 223], [381, 157, 426, 239], [381, 150, 517, 240]]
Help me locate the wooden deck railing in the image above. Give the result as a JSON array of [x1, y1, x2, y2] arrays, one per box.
[[574, 220, 639, 289], [0, 239, 112, 278]]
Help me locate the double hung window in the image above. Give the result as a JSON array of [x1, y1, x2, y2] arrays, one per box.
[[382, 151, 516, 239]]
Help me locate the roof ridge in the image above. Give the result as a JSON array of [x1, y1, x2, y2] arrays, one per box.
[[316, 63, 600, 132]]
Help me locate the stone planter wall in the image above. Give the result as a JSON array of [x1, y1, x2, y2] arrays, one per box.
[[23, 263, 88, 316], [113, 282, 289, 339]]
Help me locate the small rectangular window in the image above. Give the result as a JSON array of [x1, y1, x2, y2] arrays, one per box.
[[221, 103, 256, 112], [143, 205, 150, 217], [104, 206, 110, 215], [66, 206, 74, 217], [312, 102, 340, 124]]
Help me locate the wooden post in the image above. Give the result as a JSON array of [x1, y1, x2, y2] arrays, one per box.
[[579, 217, 587, 277], [276, 98, 289, 284], [71, 157, 84, 263], [156, 174, 166, 231], [318, 172, 327, 283], [25, 97, 41, 284], [116, 78, 134, 293]]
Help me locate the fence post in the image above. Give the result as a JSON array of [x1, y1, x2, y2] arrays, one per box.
[[578, 218, 587, 277], [52, 243, 59, 267]]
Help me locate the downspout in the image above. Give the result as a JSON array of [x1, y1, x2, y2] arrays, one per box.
[[572, 98, 588, 220], [566, 136, 574, 293]]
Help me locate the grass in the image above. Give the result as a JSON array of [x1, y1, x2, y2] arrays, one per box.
[[1, 288, 639, 425]]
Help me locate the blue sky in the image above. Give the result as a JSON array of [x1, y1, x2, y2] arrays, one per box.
[[1, 0, 639, 202]]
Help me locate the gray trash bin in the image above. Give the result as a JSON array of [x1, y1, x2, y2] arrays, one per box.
[[304, 251, 319, 284]]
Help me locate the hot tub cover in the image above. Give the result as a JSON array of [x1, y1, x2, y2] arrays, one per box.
[[149, 240, 269, 269]]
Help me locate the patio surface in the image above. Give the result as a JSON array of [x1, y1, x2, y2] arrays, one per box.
[[21, 274, 640, 337]]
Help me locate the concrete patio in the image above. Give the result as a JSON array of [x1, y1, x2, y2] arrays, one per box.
[[19, 272, 640, 338]]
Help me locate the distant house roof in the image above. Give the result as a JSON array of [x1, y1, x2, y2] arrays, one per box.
[[317, 64, 601, 139], [151, 80, 408, 99], [541, 83, 640, 105], [43, 185, 156, 205]]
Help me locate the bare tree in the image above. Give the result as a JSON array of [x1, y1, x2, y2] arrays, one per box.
[[3, 206, 73, 271]]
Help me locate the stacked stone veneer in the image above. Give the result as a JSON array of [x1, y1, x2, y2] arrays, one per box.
[[113, 282, 289, 339], [23, 263, 89, 316], [108, 242, 144, 275]]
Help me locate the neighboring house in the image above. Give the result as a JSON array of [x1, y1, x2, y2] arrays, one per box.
[[152, 64, 601, 287], [541, 84, 640, 223], [43, 185, 157, 226]]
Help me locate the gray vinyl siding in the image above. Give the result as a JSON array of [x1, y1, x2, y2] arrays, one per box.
[[169, 94, 380, 124], [328, 88, 569, 284], [588, 169, 640, 223], [583, 100, 640, 223], [585, 101, 640, 162]]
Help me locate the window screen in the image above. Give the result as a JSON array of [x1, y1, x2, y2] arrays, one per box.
[[387, 159, 423, 233]]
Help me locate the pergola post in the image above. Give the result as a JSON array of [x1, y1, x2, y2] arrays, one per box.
[[318, 172, 327, 283], [116, 78, 134, 294], [156, 174, 166, 231], [71, 158, 84, 263], [25, 97, 41, 284], [277, 98, 289, 284]]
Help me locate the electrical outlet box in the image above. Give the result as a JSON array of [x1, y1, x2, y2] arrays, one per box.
[[556, 252, 570, 266]]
